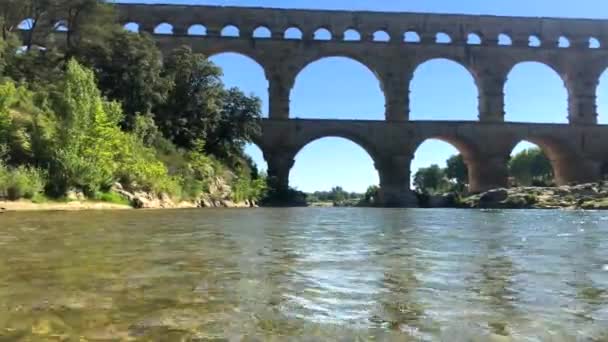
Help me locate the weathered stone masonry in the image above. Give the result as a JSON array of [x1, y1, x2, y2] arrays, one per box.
[[24, 3, 608, 206]]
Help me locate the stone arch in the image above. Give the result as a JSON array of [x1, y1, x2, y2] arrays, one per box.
[[467, 33, 482, 45], [373, 30, 390, 42], [343, 28, 361, 41], [412, 135, 480, 191], [290, 135, 380, 193], [208, 52, 269, 116], [507, 136, 580, 186], [221, 25, 240, 37], [410, 58, 479, 120], [54, 20, 68, 31], [284, 27, 303, 39], [436, 32, 452, 44], [18, 18, 35, 30], [123, 22, 140, 33], [290, 55, 386, 119], [187, 24, 207, 36], [294, 133, 380, 166], [504, 61, 568, 123], [244, 142, 268, 173], [314, 27, 332, 40], [153, 22, 173, 35], [404, 31, 421, 43], [253, 26, 271, 38], [590, 37, 601, 49], [498, 33, 513, 46], [529, 35, 542, 47], [558, 36, 571, 48]]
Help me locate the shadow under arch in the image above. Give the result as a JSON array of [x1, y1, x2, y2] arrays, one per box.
[[410, 57, 479, 121], [504, 61, 568, 123], [290, 55, 386, 120]]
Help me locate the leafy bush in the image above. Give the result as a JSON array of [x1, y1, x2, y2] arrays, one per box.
[[0, 162, 47, 200]]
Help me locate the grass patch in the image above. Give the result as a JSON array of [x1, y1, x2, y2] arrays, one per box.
[[96, 191, 131, 206]]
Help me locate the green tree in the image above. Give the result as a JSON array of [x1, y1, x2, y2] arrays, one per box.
[[155, 46, 224, 149], [207, 87, 262, 163], [414, 164, 449, 194], [76, 29, 167, 128], [50, 59, 124, 195], [509, 147, 553, 186], [362, 185, 380, 205]]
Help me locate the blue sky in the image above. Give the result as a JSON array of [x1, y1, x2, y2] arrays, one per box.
[[120, 0, 608, 192]]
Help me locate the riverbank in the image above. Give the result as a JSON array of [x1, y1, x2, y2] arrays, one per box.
[[0, 200, 132, 212]]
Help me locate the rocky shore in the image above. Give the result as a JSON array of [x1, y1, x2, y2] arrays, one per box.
[[430, 182, 608, 210], [0, 178, 256, 212]]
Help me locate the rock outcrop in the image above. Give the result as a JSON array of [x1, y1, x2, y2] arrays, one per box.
[[112, 179, 255, 210], [459, 183, 608, 209]]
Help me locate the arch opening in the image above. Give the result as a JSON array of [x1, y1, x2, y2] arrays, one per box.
[[124, 22, 139, 33], [504, 62, 568, 123], [209, 52, 269, 117], [412, 139, 469, 194], [373, 30, 390, 42], [290, 57, 385, 120], [221, 25, 240, 37], [596, 68, 608, 124], [436, 32, 452, 44], [284, 27, 302, 39], [188, 24, 207, 36], [509, 141, 555, 187], [404, 31, 421, 43], [590, 37, 601, 49], [154, 22, 173, 35], [253, 26, 271, 38], [243, 143, 268, 174], [409, 58, 479, 121], [558, 36, 570, 48], [290, 137, 379, 200], [54, 20, 68, 32], [498, 33, 513, 46], [467, 33, 482, 45], [18, 18, 35, 30], [343, 29, 361, 41], [314, 28, 332, 40], [529, 35, 541, 47]]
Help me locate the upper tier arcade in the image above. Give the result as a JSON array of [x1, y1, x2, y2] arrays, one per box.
[[110, 3, 608, 124]]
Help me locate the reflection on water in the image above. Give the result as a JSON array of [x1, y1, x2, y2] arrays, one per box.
[[0, 208, 607, 340]]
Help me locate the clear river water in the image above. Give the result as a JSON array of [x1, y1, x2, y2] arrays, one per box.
[[0, 208, 607, 341]]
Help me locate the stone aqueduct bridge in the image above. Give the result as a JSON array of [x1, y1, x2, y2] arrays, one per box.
[[66, 4, 608, 205]]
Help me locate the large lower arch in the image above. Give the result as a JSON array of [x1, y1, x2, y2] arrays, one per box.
[[289, 136, 380, 194], [290, 56, 386, 120], [507, 136, 596, 186], [409, 58, 479, 121], [412, 136, 482, 192], [208, 52, 269, 117], [504, 62, 568, 123]]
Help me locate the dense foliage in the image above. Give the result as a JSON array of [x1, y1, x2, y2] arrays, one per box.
[[0, 1, 267, 204]]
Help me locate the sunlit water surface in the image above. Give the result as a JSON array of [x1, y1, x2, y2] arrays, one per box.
[[1, 208, 607, 341]]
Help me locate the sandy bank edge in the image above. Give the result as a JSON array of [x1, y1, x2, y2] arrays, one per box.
[[0, 200, 132, 212]]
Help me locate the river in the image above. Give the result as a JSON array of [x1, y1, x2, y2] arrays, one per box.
[[0, 208, 607, 340]]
